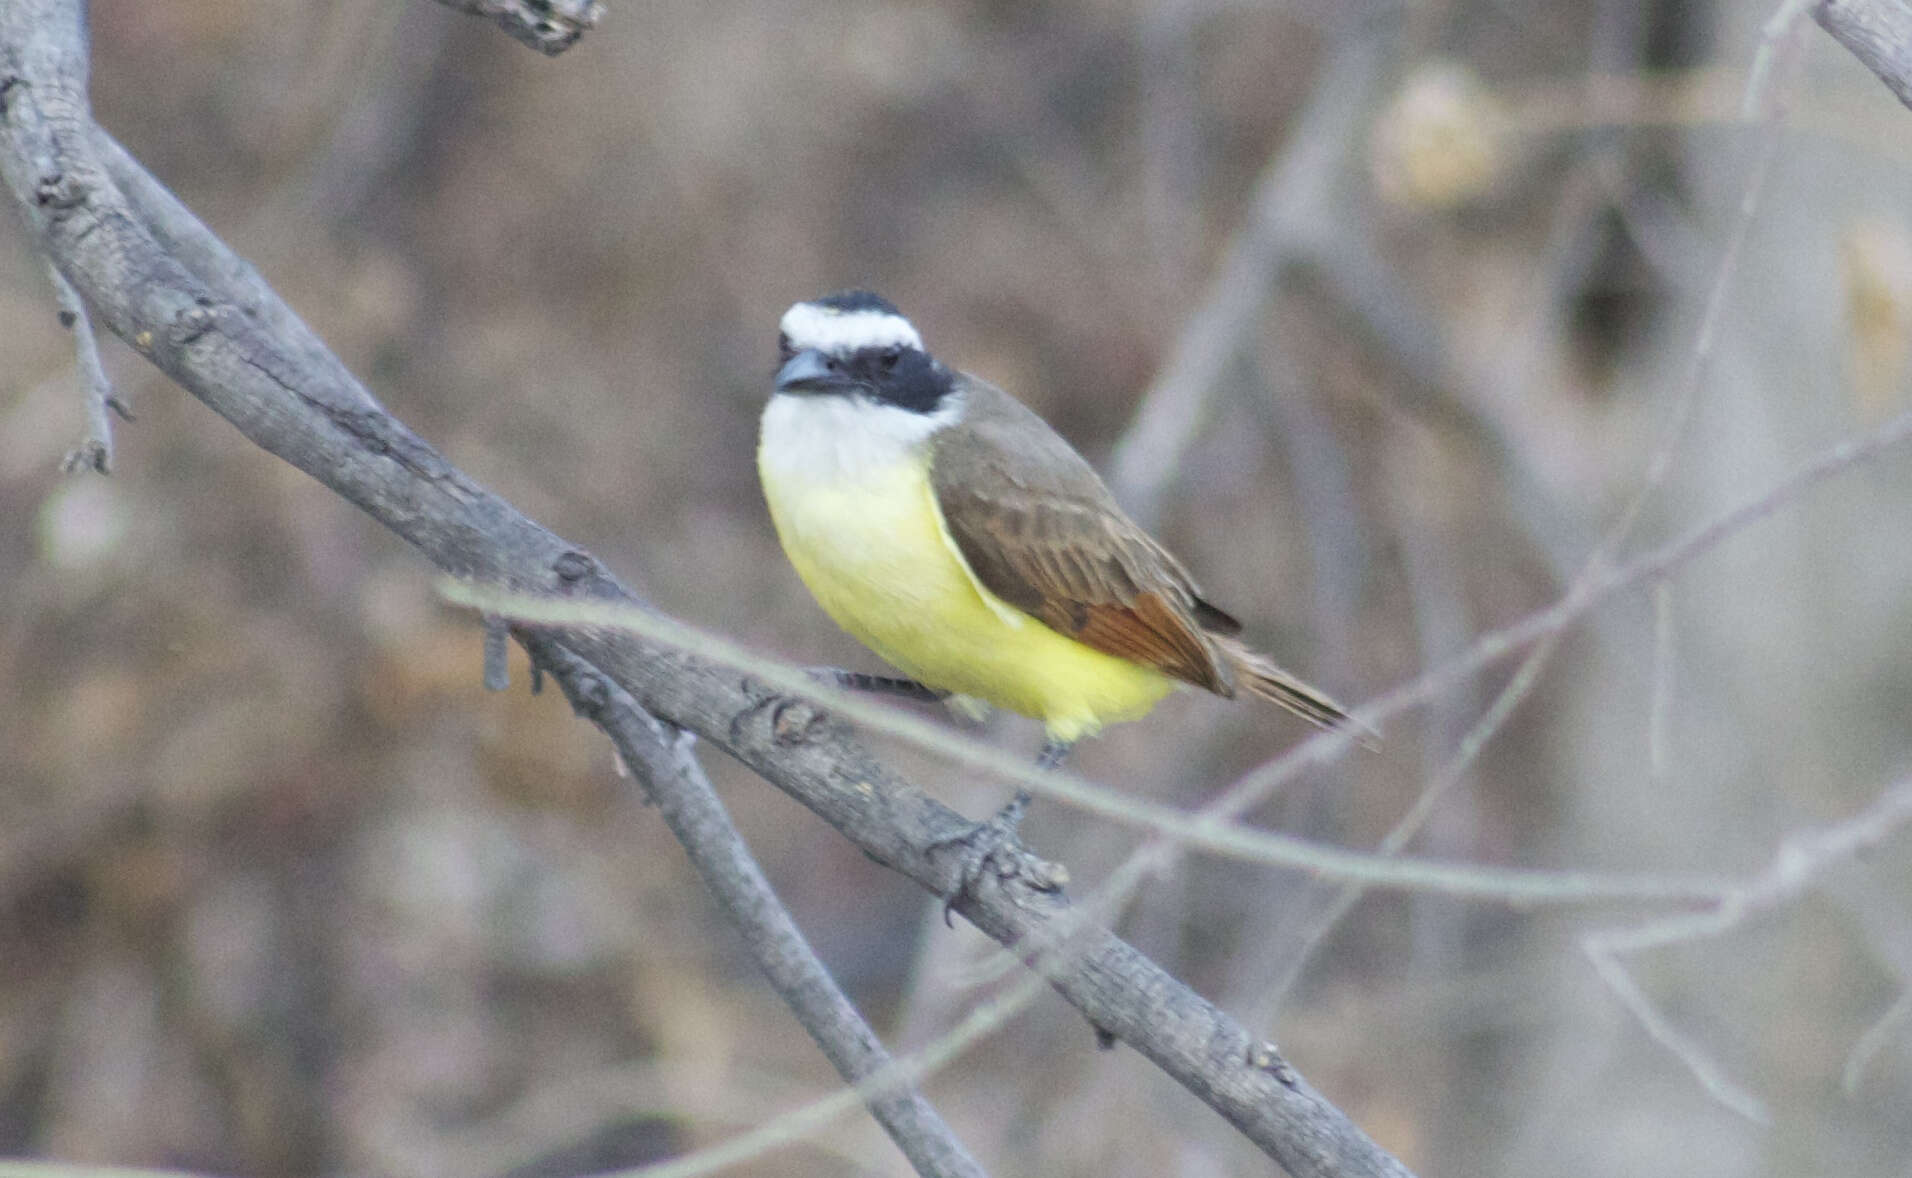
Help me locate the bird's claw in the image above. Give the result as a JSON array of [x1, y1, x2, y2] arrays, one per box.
[[932, 789, 1069, 924]]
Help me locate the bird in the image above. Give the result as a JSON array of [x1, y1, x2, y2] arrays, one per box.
[[757, 290, 1355, 773]]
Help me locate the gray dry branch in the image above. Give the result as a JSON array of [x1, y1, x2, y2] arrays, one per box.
[[1814, 0, 1912, 110], [46, 260, 119, 473], [525, 640, 988, 1178], [1104, 21, 1589, 581], [0, 2, 1413, 1176], [9, 4, 974, 1175]]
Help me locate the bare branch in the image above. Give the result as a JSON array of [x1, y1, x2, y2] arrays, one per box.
[[1583, 939, 1770, 1123], [1206, 393, 1912, 851], [441, 582, 1735, 908], [1583, 776, 1912, 1123], [1107, 32, 1387, 524], [237, 126, 1912, 1145], [0, 4, 1410, 1172], [1842, 984, 1912, 1094], [90, 130, 366, 397], [527, 640, 987, 1178], [46, 261, 118, 473], [1256, 622, 1571, 1017], [1237, 25, 1805, 1015], [1648, 581, 1675, 787], [1813, 0, 1912, 110], [482, 614, 511, 691], [1109, 30, 1597, 588], [605, 973, 1051, 1178], [430, 0, 603, 56]]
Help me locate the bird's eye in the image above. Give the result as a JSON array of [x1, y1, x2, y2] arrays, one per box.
[[777, 333, 794, 361], [880, 348, 902, 371]]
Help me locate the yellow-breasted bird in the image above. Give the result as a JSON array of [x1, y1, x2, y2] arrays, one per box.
[[757, 290, 1354, 774]]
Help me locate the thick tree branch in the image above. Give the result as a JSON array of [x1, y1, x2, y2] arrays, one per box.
[[1813, 0, 1912, 110], [431, 0, 603, 56], [90, 129, 377, 408], [0, 3, 1412, 1174], [527, 640, 987, 1178]]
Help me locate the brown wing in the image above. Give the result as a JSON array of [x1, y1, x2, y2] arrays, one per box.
[[929, 379, 1239, 696]]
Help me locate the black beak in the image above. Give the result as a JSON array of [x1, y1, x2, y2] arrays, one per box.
[[775, 348, 848, 394]]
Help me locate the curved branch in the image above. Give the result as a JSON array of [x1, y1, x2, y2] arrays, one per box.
[[1813, 0, 1912, 110], [0, 3, 1411, 1174], [528, 640, 987, 1178]]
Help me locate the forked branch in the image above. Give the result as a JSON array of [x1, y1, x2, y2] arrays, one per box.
[[0, 2, 1411, 1174]]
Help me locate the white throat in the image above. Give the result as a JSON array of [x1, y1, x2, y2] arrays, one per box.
[[759, 391, 961, 486]]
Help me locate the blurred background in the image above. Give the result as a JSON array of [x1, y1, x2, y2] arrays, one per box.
[[2, 0, 1911, 1174]]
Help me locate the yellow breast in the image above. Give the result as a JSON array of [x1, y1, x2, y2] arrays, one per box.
[[757, 398, 1173, 743]]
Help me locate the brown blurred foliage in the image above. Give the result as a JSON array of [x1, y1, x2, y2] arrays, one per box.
[[3, 1, 1912, 1175]]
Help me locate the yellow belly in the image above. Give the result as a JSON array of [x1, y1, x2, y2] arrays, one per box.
[[759, 453, 1173, 743]]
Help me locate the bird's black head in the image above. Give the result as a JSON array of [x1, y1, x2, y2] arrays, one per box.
[[774, 291, 953, 414]]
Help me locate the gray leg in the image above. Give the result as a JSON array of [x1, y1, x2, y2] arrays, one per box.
[[1036, 738, 1075, 771], [806, 666, 948, 702], [933, 738, 1072, 922]]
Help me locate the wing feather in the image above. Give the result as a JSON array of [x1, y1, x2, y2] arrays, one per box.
[[928, 381, 1236, 695]]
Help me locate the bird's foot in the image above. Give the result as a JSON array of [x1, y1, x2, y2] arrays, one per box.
[[931, 788, 1035, 926], [1036, 738, 1074, 771], [805, 666, 949, 703], [934, 740, 1075, 922]]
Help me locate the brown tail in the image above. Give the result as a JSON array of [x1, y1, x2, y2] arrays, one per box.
[[1214, 636, 1374, 743]]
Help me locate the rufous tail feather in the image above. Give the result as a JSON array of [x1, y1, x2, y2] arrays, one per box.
[[1214, 636, 1374, 744]]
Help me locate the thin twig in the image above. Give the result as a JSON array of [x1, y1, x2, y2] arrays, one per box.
[[448, 377, 1912, 899], [1112, 27, 1598, 585], [605, 969, 1050, 1178], [1202, 8, 1849, 862], [1648, 581, 1676, 787], [1748, 0, 1818, 118], [1582, 941, 1770, 1123], [442, 581, 1737, 908], [1120, 27, 1798, 966], [1246, 12, 1808, 1022], [482, 614, 511, 691], [1258, 623, 1571, 1017], [1589, 40, 1794, 560], [0, 7, 1413, 1170], [46, 262, 117, 473], [1582, 775, 1912, 1123], [518, 348, 1912, 1107], [1842, 984, 1912, 1095], [1219, 397, 1912, 841], [527, 639, 988, 1178]]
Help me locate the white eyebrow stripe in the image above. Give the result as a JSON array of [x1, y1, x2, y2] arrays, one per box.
[[780, 303, 923, 354]]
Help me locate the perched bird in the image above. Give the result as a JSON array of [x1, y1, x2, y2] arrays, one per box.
[[758, 290, 1353, 771]]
